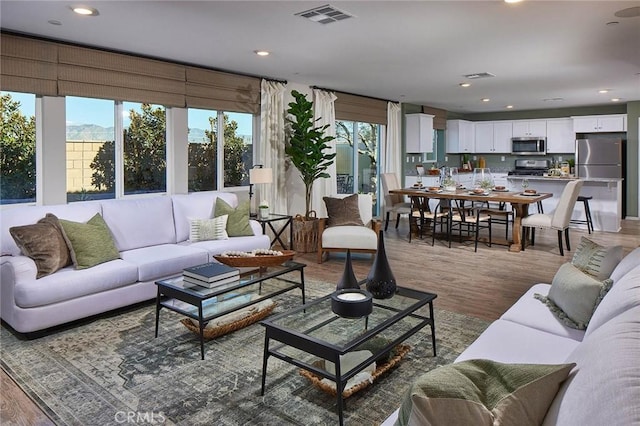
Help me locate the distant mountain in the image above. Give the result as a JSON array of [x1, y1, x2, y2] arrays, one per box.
[[67, 124, 115, 141]]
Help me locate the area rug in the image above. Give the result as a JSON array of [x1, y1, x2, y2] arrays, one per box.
[[1, 279, 489, 426]]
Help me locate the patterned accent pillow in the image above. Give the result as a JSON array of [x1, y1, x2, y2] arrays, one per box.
[[323, 194, 364, 227], [58, 213, 120, 269], [535, 263, 613, 329], [9, 213, 72, 278], [571, 236, 623, 280], [189, 215, 229, 242], [213, 198, 253, 237], [397, 359, 575, 426]]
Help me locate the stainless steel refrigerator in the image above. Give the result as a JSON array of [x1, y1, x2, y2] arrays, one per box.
[[576, 138, 623, 179]]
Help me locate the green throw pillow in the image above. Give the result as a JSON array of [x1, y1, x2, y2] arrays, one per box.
[[571, 236, 623, 280], [213, 198, 253, 237], [397, 359, 575, 426], [59, 213, 120, 269], [534, 263, 613, 329]]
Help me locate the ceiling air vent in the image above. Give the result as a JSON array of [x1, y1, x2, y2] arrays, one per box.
[[295, 4, 354, 24], [463, 72, 496, 79]]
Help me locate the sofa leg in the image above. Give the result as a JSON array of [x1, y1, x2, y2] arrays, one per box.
[[557, 230, 564, 256]]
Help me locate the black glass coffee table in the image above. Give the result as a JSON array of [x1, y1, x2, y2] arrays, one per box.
[[260, 286, 437, 426], [155, 260, 306, 360]]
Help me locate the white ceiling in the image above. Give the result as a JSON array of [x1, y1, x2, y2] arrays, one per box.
[[2, 0, 639, 113]]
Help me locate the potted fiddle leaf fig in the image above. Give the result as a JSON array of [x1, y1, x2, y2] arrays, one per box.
[[285, 90, 336, 252]]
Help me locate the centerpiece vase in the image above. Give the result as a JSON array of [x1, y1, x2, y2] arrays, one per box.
[[336, 250, 360, 290], [366, 230, 397, 299]]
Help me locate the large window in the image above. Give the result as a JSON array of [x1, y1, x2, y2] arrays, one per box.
[[336, 120, 381, 212], [66, 96, 115, 201], [1, 91, 36, 205], [188, 109, 253, 192]]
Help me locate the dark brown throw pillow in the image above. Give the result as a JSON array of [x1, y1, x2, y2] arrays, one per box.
[[323, 194, 364, 227], [9, 213, 72, 278]]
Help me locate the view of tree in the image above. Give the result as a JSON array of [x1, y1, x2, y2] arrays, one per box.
[[336, 121, 378, 169], [0, 93, 36, 202]]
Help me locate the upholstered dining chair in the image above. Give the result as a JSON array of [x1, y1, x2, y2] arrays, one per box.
[[317, 193, 381, 263], [521, 179, 583, 256], [381, 173, 411, 231]]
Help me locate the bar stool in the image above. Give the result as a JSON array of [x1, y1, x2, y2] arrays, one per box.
[[570, 195, 594, 234]]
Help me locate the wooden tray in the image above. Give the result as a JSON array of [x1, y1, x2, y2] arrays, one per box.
[[213, 250, 295, 267]]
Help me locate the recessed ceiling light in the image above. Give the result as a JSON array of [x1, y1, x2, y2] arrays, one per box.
[[505, 0, 523, 3], [598, 89, 610, 94], [611, 98, 621, 102], [459, 83, 471, 88], [70, 6, 99, 16], [505, 105, 514, 109], [254, 50, 270, 56], [481, 98, 490, 102]]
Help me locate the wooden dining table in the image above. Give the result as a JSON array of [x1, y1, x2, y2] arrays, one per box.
[[390, 187, 552, 252]]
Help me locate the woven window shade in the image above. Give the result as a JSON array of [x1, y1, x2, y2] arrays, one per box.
[[57, 45, 185, 106], [334, 92, 387, 125], [185, 67, 260, 114], [422, 106, 447, 130], [0, 34, 57, 95]]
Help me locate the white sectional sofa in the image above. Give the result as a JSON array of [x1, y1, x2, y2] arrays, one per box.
[[382, 246, 640, 425], [0, 191, 270, 334]]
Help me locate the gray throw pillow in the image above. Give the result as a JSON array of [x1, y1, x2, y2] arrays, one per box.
[[571, 236, 623, 280], [58, 213, 120, 269], [9, 213, 72, 278], [323, 194, 364, 227], [534, 263, 613, 329]]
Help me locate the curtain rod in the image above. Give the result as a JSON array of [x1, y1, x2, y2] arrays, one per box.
[[310, 85, 395, 103], [264, 77, 288, 84]]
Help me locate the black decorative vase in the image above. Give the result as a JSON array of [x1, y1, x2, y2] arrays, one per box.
[[366, 230, 397, 299], [336, 250, 360, 290]]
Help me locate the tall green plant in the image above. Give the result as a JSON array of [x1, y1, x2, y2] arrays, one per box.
[[285, 90, 336, 219]]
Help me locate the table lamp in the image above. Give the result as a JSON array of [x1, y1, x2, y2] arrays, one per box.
[[249, 165, 273, 217]]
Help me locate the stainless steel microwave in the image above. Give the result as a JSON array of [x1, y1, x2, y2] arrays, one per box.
[[511, 137, 546, 155]]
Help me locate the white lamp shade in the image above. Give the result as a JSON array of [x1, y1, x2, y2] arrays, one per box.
[[249, 167, 273, 184]]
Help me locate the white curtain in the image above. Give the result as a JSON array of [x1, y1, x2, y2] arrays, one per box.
[[311, 89, 337, 218], [259, 79, 287, 215], [384, 102, 402, 181]]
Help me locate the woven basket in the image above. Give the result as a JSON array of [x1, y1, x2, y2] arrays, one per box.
[[180, 301, 276, 340], [214, 250, 295, 268], [299, 344, 411, 398], [292, 213, 318, 253]]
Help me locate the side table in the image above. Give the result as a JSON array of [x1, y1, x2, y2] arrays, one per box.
[[256, 213, 293, 250]]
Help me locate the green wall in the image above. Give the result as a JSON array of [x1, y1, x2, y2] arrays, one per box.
[[625, 101, 639, 217]]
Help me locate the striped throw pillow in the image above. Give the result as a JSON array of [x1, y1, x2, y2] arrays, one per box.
[[571, 237, 623, 281], [189, 215, 229, 242]]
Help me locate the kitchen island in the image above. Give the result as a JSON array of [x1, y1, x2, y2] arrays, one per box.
[[506, 176, 623, 232]]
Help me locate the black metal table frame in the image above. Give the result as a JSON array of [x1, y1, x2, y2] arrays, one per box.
[[260, 286, 437, 426], [154, 261, 306, 360], [256, 213, 293, 250]]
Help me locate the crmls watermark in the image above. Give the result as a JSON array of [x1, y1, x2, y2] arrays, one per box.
[[114, 411, 166, 424]]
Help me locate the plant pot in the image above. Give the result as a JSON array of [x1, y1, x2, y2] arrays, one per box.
[[292, 215, 319, 253], [259, 208, 269, 219]]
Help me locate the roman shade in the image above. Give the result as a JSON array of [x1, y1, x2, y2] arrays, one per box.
[[422, 105, 447, 130], [334, 91, 387, 125], [0, 34, 58, 96], [186, 67, 261, 114]]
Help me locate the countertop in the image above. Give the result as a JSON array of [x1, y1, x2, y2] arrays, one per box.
[[507, 175, 623, 183]]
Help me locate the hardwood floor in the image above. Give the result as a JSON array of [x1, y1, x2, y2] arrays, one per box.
[[2, 219, 638, 424]]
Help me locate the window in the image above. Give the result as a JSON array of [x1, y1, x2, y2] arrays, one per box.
[[1, 91, 36, 205], [188, 109, 253, 192], [66, 96, 115, 202], [123, 102, 166, 195], [336, 120, 381, 212]]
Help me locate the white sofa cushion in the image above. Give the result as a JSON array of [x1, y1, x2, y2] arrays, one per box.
[[120, 244, 209, 281], [500, 284, 586, 341], [585, 264, 640, 337], [610, 246, 640, 283], [1, 201, 102, 256], [455, 319, 580, 365], [182, 234, 270, 258], [14, 260, 139, 308], [322, 226, 378, 250], [101, 196, 176, 252], [172, 191, 238, 242], [543, 306, 640, 426]]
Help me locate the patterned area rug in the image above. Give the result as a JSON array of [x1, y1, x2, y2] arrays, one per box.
[[1, 279, 489, 426]]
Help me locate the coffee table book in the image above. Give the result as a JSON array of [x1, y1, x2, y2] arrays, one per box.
[[183, 262, 239, 283], [183, 274, 240, 289]]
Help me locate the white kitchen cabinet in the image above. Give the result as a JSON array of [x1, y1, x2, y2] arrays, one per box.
[[572, 114, 626, 133], [405, 113, 434, 153], [474, 121, 512, 153], [546, 118, 575, 153], [446, 119, 475, 153], [474, 122, 494, 153], [512, 120, 546, 137]]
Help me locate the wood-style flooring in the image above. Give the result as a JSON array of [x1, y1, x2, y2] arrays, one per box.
[[2, 219, 638, 425]]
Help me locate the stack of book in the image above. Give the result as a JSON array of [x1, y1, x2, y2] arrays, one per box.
[[183, 262, 240, 288]]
